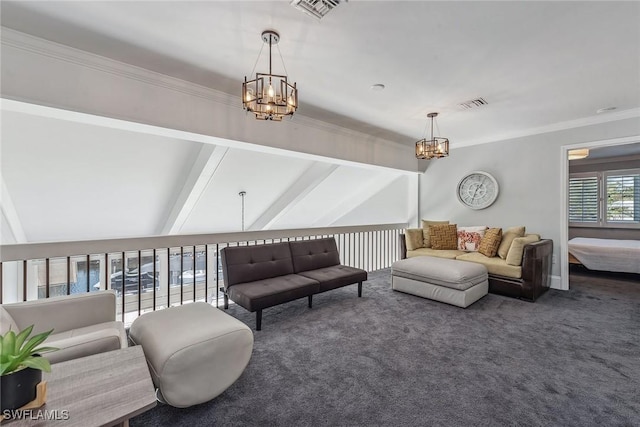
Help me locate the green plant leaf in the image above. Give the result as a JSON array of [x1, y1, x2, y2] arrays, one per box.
[[30, 346, 58, 355], [3, 330, 16, 357], [14, 325, 34, 352], [1, 326, 55, 375], [1, 354, 24, 376], [18, 329, 54, 357], [21, 356, 52, 373]]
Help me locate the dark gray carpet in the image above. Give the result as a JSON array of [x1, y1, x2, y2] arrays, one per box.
[[131, 269, 640, 427]]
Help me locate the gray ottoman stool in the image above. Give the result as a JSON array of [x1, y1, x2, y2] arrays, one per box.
[[392, 256, 488, 308], [130, 302, 253, 408]]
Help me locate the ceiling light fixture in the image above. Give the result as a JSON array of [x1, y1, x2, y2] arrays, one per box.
[[415, 112, 449, 160], [242, 30, 298, 121], [568, 148, 589, 160]]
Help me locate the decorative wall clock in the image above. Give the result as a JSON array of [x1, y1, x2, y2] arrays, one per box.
[[456, 171, 499, 210]]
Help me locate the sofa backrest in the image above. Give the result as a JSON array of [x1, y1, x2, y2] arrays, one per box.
[[289, 238, 341, 273], [1, 291, 117, 336], [221, 242, 294, 288]]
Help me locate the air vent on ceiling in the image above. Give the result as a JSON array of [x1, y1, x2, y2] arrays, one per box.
[[457, 97, 488, 110], [290, 0, 344, 20]]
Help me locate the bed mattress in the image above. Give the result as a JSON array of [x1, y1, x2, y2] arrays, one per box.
[[568, 237, 640, 274]]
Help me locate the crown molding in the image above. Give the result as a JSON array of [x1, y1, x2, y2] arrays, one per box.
[[1, 27, 410, 153], [453, 107, 640, 149]]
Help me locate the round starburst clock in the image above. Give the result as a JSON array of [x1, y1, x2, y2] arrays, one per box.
[[456, 171, 499, 210]]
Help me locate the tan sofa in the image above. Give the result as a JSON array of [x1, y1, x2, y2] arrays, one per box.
[[399, 229, 553, 302], [1, 291, 127, 363]]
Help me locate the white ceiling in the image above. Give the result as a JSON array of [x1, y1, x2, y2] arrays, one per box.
[[2, 1, 639, 147]]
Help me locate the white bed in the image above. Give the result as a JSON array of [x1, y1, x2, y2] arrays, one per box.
[[568, 237, 640, 274]]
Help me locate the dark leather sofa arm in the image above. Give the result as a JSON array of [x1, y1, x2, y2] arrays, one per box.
[[399, 233, 407, 260], [520, 239, 553, 301]]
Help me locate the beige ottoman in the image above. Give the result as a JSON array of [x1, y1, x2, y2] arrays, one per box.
[[391, 256, 488, 308], [130, 302, 253, 408]]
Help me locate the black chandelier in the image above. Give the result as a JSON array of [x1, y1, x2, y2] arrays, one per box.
[[242, 30, 298, 121], [415, 112, 449, 159]]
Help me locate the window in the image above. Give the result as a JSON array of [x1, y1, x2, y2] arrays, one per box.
[[569, 175, 599, 223], [569, 169, 640, 228]]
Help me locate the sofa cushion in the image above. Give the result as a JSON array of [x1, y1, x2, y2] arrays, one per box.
[[455, 252, 523, 279], [227, 274, 319, 312], [405, 229, 424, 251], [506, 234, 541, 266], [392, 257, 487, 291], [407, 248, 466, 259], [421, 219, 449, 248], [478, 228, 502, 257], [289, 238, 341, 273], [46, 321, 127, 364], [222, 242, 294, 287], [430, 224, 458, 250], [297, 265, 368, 293], [497, 226, 526, 259], [457, 226, 488, 251]]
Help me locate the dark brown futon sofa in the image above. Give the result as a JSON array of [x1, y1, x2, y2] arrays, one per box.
[[221, 237, 367, 330]]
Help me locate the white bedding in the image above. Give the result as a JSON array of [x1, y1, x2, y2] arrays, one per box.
[[568, 237, 640, 274]]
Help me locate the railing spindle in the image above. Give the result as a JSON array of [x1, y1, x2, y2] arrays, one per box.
[[45, 258, 50, 298], [121, 252, 125, 323], [22, 260, 27, 301], [153, 249, 157, 311]]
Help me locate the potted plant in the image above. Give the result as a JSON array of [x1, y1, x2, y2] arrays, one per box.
[[0, 325, 57, 411]]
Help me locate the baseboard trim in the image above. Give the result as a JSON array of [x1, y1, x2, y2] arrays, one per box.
[[550, 275, 565, 291]]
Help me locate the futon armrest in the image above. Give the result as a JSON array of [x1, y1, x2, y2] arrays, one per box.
[[2, 291, 118, 336]]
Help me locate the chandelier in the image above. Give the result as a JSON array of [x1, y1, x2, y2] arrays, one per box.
[[415, 112, 449, 159], [242, 30, 298, 121]]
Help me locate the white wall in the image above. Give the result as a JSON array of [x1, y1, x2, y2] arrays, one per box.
[[334, 175, 411, 226], [419, 117, 640, 284]]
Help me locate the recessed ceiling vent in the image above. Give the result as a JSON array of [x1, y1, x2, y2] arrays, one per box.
[[458, 97, 488, 110], [290, 0, 344, 20]]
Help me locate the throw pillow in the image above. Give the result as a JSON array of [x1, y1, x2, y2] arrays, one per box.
[[478, 228, 502, 257], [457, 226, 488, 252], [429, 224, 458, 250], [405, 229, 424, 251], [497, 226, 526, 259], [506, 234, 541, 266], [421, 219, 449, 248]]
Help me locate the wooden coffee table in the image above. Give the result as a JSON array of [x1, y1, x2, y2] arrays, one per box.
[[6, 346, 156, 426]]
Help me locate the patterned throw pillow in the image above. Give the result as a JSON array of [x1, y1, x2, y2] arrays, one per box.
[[421, 220, 449, 248], [497, 226, 526, 259], [478, 228, 502, 257], [429, 224, 458, 250], [457, 226, 488, 252]]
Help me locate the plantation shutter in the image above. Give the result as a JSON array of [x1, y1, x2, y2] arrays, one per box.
[[569, 176, 599, 223], [606, 172, 640, 223]]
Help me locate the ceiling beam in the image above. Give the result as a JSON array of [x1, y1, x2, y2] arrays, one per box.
[[1, 179, 27, 243], [159, 144, 228, 235], [247, 162, 339, 231]]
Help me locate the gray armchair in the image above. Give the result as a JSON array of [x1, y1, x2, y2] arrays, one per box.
[[1, 291, 127, 364]]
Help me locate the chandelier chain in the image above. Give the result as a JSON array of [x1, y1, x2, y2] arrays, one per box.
[[248, 42, 265, 79], [276, 43, 290, 78]]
